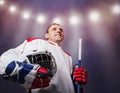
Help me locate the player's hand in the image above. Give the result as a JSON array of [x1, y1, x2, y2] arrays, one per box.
[[73, 67, 87, 85], [2, 60, 51, 89], [30, 67, 51, 89]]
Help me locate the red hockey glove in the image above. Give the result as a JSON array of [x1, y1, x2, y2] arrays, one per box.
[[30, 67, 51, 89], [73, 67, 87, 85]]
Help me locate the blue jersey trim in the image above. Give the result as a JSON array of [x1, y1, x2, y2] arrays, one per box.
[[5, 61, 34, 84]]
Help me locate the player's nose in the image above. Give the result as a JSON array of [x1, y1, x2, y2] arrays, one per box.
[[57, 28, 62, 33]]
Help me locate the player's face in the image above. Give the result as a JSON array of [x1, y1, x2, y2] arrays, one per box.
[[45, 24, 64, 44]]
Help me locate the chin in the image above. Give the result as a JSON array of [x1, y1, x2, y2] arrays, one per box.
[[57, 39, 63, 42], [55, 37, 63, 42]]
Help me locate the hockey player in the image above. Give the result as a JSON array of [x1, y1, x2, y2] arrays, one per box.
[[0, 23, 87, 93]]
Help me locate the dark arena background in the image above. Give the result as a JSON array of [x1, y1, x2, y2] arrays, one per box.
[[0, 0, 120, 93]]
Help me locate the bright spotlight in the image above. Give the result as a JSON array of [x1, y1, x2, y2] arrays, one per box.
[[0, 0, 5, 5], [52, 18, 62, 24], [36, 15, 46, 23], [9, 5, 17, 13], [22, 11, 30, 20], [69, 16, 80, 26], [88, 11, 101, 23], [111, 4, 120, 15]]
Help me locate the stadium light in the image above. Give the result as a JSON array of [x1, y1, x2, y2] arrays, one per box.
[[9, 5, 17, 13], [0, 0, 5, 6], [88, 10, 101, 23], [69, 16, 79, 26], [68, 11, 83, 26], [22, 11, 31, 20], [52, 17, 62, 24], [36, 15, 46, 24], [111, 4, 120, 15]]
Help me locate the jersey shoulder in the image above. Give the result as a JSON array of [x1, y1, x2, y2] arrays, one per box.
[[26, 38, 44, 42], [63, 49, 71, 56]]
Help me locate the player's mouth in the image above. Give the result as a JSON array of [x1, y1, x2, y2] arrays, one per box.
[[55, 34, 61, 37]]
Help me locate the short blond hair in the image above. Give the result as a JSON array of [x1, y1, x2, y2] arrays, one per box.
[[46, 23, 60, 33]]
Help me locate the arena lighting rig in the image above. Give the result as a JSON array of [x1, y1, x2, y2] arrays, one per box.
[[111, 4, 120, 15], [0, 0, 5, 5], [0, 0, 120, 25], [88, 10, 101, 23], [36, 14, 46, 24]]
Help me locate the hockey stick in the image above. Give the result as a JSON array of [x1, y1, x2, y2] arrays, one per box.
[[77, 39, 83, 93]]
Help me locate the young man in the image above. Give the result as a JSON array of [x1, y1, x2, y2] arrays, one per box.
[[0, 23, 87, 93]]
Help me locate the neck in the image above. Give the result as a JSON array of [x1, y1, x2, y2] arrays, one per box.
[[48, 40, 61, 46]]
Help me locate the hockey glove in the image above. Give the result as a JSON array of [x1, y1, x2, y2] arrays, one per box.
[[2, 61, 51, 89], [30, 67, 51, 89], [73, 66, 87, 85]]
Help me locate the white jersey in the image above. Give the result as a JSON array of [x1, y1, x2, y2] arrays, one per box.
[[0, 38, 75, 93]]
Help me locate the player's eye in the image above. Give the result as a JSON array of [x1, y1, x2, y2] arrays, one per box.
[[53, 28, 57, 31], [59, 28, 63, 32]]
